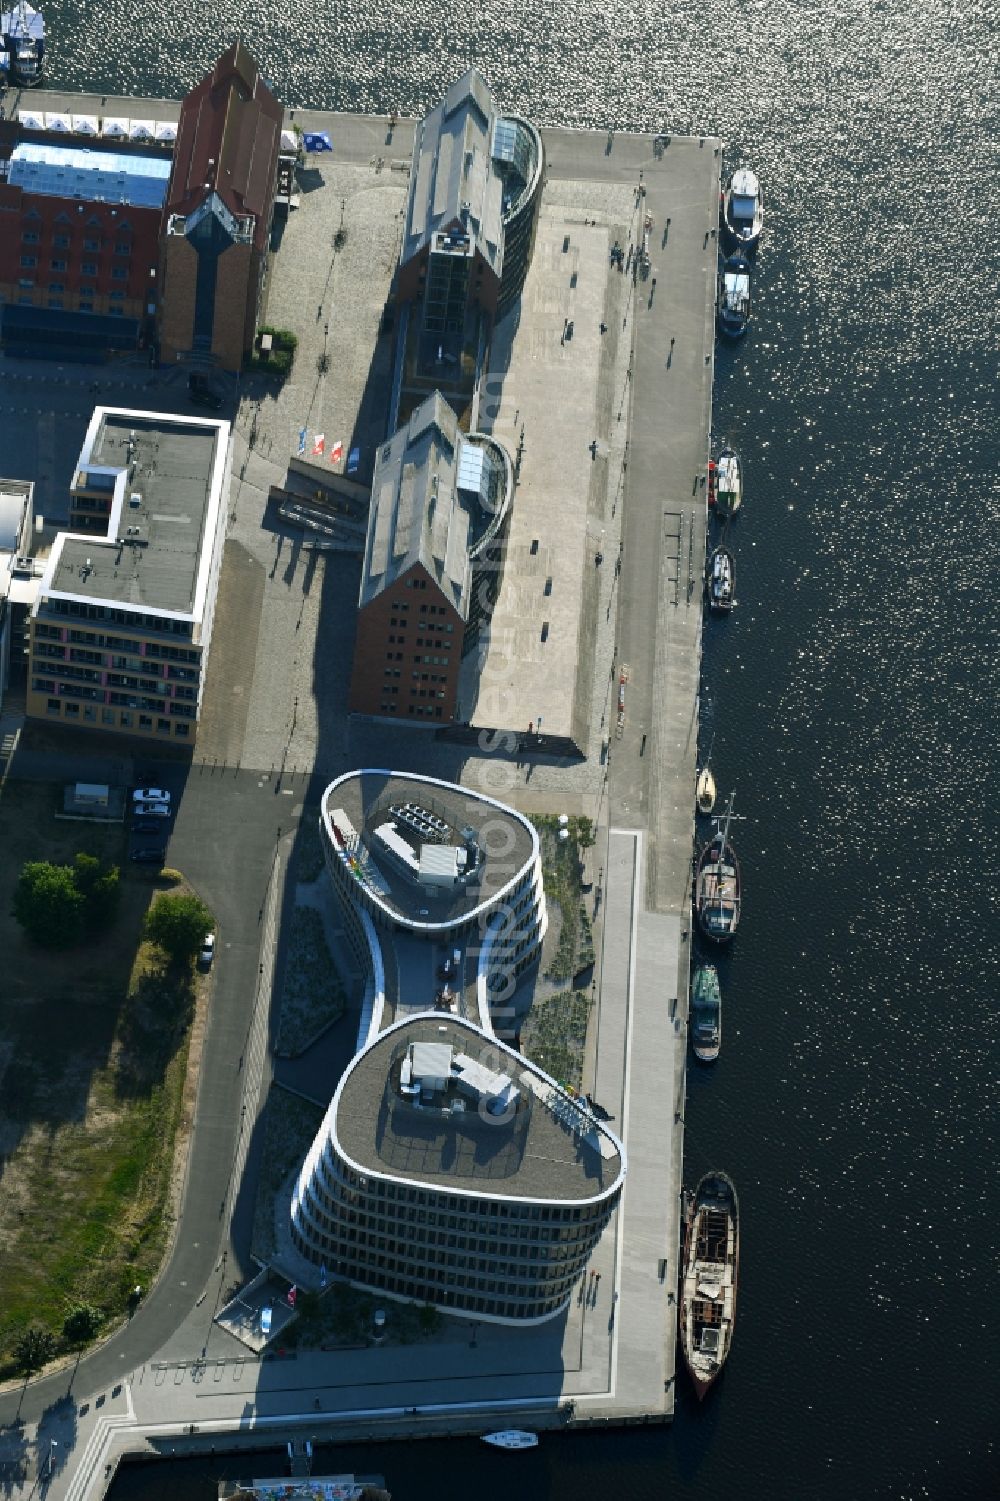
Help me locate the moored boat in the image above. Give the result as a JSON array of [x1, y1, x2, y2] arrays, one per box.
[[1, 0, 44, 85], [679, 1170, 739, 1398], [694, 793, 741, 942], [714, 449, 743, 519], [721, 167, 763, 252], [717, 254, 751, 339], [707, 546, 735, 614], [690, 965, 722, 1061], [696, 764, 716, 815], [481, 1430, 539, 1450]]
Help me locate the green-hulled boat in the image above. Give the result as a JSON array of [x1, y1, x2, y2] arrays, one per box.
[[691, 965, 722, 1061]]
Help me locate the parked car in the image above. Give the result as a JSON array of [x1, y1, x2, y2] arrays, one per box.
[[198, 932, 216, 969], [133, 816, 167, 834], [133, 787, 171, 805], [131, 845, 167, 865], [134, 801, 171, 819]]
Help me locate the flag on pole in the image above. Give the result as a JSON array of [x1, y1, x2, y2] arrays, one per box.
[[311, 434, 325, 456], [329, 440, 343, 465], [298, 427, 306, 456]]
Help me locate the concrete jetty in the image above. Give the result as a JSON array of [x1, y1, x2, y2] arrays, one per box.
[[0, 84, 720, 1495]]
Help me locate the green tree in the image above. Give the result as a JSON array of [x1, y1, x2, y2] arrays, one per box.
[[62, 1304, 102, 1348], [144, 892, 212, 962], [417, 1302, 442, 1336], [12, 862, 85, 948], [14, 1324, 56, 1376], [72, 853, 121, 930]]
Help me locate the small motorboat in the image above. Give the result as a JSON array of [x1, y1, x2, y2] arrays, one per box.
[[679, 1171, 739, 1398], [714, 450, 743, 519], [694, 793, 742, 943], [722, 167, 763, 253], [696, 764, 717, 815], [717, 254, 751, 339], [481, 1430, 539, 1450], [690, 965, 722, 1061], [707, 547, 735, 614]]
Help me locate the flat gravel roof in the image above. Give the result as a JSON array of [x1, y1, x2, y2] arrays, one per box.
[[336, 1016, 623, 1203], [325, 770, 535, 928], [48, 413, 222, 616]]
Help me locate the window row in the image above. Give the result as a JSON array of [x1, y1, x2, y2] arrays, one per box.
[[41, 698, 190, 735]]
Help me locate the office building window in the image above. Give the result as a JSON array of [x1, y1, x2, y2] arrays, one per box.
[[47, 699, 60, 715], [21, 231, 39, 244], [48, 282, 64, 293], [53, 234, 70, 248], [50, 258, 68, 272], [20, 255, 36, 268], [83, 237, 101, 251], [81, 261, 97, 276]]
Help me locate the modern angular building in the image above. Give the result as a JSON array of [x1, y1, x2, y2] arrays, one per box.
[[157, 43, 282, 374], [0, 130, 168, 356], [396, 69, 543, 419], [348, 391, 513, 725], [289, 770, 625, 1324], [26, 407, 231, 742]]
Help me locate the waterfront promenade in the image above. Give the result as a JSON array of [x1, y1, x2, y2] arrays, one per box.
[[0, 86, 719, 1497]]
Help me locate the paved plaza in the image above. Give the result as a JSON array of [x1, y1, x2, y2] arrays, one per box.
[[0, 89, 720, 1499]]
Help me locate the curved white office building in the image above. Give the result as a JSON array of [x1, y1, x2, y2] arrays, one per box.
[[290, 770, 625, 1323]]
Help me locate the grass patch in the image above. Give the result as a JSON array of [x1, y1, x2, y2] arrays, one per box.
[[284, 1284, 443, 1349], [250, 1085, 325, 1263], [0, 781, 206, 1374], [519, 989, 592, 1092], [275, 905, 345, 1056], [246, 326, 298, 379], [533, 815, 596, 982]]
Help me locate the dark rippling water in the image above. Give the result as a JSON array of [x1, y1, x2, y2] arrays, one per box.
[[61, 2, 998, 1497]]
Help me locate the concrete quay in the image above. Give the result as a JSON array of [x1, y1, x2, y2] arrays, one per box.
[[0, 90, 720, 1497]]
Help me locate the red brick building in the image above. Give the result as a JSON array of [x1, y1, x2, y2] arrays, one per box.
[[157, 43, 282, 374], [350, 393, 513, 725], [0, 129, 167, 355]]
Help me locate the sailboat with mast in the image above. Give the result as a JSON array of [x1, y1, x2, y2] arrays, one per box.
[[694, 791, 742, 942], [1, 0, 45, 84]]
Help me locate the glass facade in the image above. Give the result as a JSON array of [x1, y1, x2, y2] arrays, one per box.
[[291, 1147, 618, 1322], [289, 773, 624, 1323]]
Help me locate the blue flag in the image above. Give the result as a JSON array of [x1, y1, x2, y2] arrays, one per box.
[[303, 131, 333, 153], [298, 427, 306, 456]]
